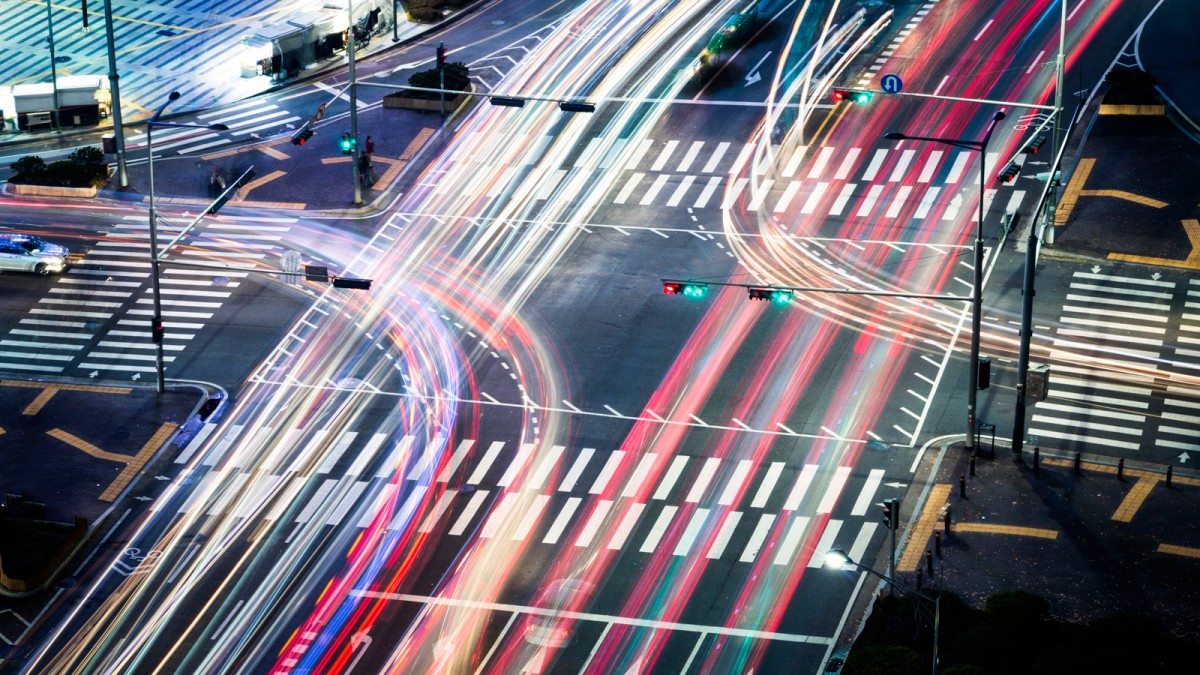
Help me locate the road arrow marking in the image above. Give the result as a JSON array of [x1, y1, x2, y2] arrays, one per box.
[[1091, 265, 1101, 273], [346, 631, 372, 673], [744, 51, 773, 87], [131, 373, 141, 381], [89, 371, 98, 378], [1152, 272, 1162, 280], [884, 481, 906, 488], [135, 496, 152, 502], [1179, 452, 1190, 464]]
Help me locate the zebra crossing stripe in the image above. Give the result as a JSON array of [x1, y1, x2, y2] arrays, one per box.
[[817, 466, 852, 514], [806, 519, 843, 568], [916, 150, 942, 182], [650, 140, 679, 171], [237, 475, 286, 520], [590, 450, 625, 494], [536, 169, 567, 201], [607, 502, 646, 550], [666, 175, 696, 207], [575, 499, 614, 547], [622, 453, 659, 498], [1035, 401, 1144, 422], [1063, 306, 1167, 322], [347, 433, 388, 477], [774, 180, 802, 213], [450, 490, 490, 536], [747, 179, 775, 210], [176, 422, 217, 465], [860, 149, 888, 182], [1025, 428, 1139, 450], [833, 148, 861, 180], [382, 435, 417, 479], [718, 460, 754, 506], [706, 510, 743, 559], [641, 174, 672, 206], [914, 186, 940, 219], [721, 178, 749, 210], [674, 507, 711, 556], [752, 462, 785, 509], [886, 186, 912, 218], [808, 146, 836, 179], [1005, 189, 1027, 214], [576, 138, 605, 169], [888, 149, 915, 182], [781, 145, 808, 179], [512, 494, 551, 541], [497, 443, 535, 487], [543, 497, 581, 544], [739, 513, 776, 562], [851, 469, 885, 516], [467, 441, 504, 484], [206, 472, 249, 516], [640, 505, 678, 553], [694, 176, 723, 208], [204, 425, 242, 467], [287, 427, 330, 474], [527, 445, 566, 491], [326, 481, 369, 526], [847, 522, 878, 564], [359, 483, 399, 528], [437, 439, 476, 482], [654, 456, 690, 500], [559, 448, 594, 492], [856, 185, 884, 217], [829, 183, 856, 216], [624, 139, 654, 170], [774, 515, 810, 566], [783, 464, 819, 511], [295, 479, 337, 524], [317, 431, 357, 474], [945, 151, 971, 183], [419, 490, 457, 533], [800, 181, 829, 215], [702, 142, 731, 173], [1064, 293, 1164, 311], [687, 457, 721, 503], [614, 173, 645, 204], [677, 141, 705, 173]]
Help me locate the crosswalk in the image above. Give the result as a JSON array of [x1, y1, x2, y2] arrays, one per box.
[[122, 98, 302, 156], [167, 428, 896, 566], [434, 135, 1026, 218], [0, 215, 296, 376], [1028, 272, 1200, 454]]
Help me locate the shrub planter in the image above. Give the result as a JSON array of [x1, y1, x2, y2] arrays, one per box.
[[1098, 103, 1165, 116], [8, 182, 100, 198], [383, 88, 472, 112]]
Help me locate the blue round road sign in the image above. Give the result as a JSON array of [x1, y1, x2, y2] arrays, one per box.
[[880, 73, 903, 94]]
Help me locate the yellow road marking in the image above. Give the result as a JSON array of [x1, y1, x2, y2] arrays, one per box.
[[100, 422, 178, 502], [952, 523, 1059, 539], [321, 156, 353, 165], [369, 157, 405, 190], [258, 145, 290, 161], [1158, 543, 1200, 559], [0, 426, 5, 436], [1112, 476, 1159, 522], [399, 129, 436, 161], [22, 387, 58, 415], [1055, 157, 1094, 225], [47, 428, 136, 464], [897, 483, 951, 572], [1, 380, 131, 394], [1079, 189, 1168, 209], [1108, 219, 1200, 270], [1041, 456, 1200, 487], [234, 169, 285, 201]]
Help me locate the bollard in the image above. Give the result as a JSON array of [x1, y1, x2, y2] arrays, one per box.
[[934, 531, 942, 556], [944, 506, 952, 534], [1167, 464, 1173, 488], [916, 568, 924, 589], [959, 474, 967, 498], [1117, 457, 1125, 482], [969, 454, 976, 477], [925, 549, 934, 575], [1033, 446, 1040, 472], [1074, 452, 1082, 474]]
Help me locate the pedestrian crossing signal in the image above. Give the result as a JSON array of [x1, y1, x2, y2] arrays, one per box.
[[832, 88, 873, 105], [291, 126, 314, 146], [339, 132, 356, 155], [663, 280, 708, 298], [997, 160, 1022, 185], [748, 287, 792, 305]]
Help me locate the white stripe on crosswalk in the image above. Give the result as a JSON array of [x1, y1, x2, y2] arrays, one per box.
[[801, 181, 829, 215], [706, 510, 743, 559], [774, 180, 802, 212], [450, 490, 490, 536], [1063, 306, 1167, 322], [358, 483, 398, 528], [817, 466, 852, 514], [1026, 428, 1139, 450], [694, 176, 723, 208], [784, 464, 819, 511], [747, 179, 774, 210], [847, 522, 878, 564], [467, 441, 504, 484], [888, 149, 915, 182], [774, 515, 810, 566], [614, 173, 644, 204], [808, 146, 835, 179], [1058, 328, 1163, 346], [1069, 283, 1171, 300], [575, 499, 613, 547], [674, 507, 710, 556], [608, 502, 645, 550], [701, 142, 730, 173], [833, 148, 861, 180], [1073, 271, 1175, 288], [528, 445, 565, 491], [945, 152, 971, 183], [830, 183, 856, 216], [295, 479, 337, 524], [1034, 401, 1144, 422], [886, 186, 912, 218], [781, 145, 808, 179], [347, 433, 388, 477], [666, 175, 696, 207], [851, 470, 885, 516], [622, 453, 658, 498], [641, 174, 671, 206], [498, 443, 535, 487], [640, 504, 678, 553], [721, 178, 749, 210], [437, 439, 476, 482], [676, 141, 704, 173], [559, 447, 594, 492], [326, 481, 368, 526], [687, 457, 721, 503], [1031, 414, 1142, 436], [654, 455, 690, 500], [739, 513, 776, 562], [650, 140, 678, 171], [513, 494, 551, 541], [916, 150, 943, 182], [590, 450, 625, 494], [718, 460, 754, 506], [752, 462, 785, 509], [806, 519, 844, 568], [1060, 317, 1165, 334], [856, 185, 883, 217], [1064, 293, 1165, 311], [544, 496, 581, 544], [861, 149, 887, 182], [419, 490, 457, 533]]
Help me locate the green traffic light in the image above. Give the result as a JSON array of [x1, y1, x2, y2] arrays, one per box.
[[770, 289, 792, 305], [683, 283, 707, 298], [853, 91, 873, 105]]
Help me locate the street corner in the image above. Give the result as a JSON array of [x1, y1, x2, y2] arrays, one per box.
[[1050, 113, 1200, 266], [0, 379, 201, 523]]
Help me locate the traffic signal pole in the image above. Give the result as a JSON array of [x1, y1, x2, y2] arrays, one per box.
[[102, 0, 128, 187], [347, 0, 362, 206]]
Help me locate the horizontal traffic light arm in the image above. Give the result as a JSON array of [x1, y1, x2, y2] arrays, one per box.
[[660, 279, 973, 302]]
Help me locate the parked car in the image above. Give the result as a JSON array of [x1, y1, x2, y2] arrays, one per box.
[[0, 233, 70, 275]]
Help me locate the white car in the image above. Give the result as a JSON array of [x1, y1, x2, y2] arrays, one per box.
[[0, 233, 69, 275]]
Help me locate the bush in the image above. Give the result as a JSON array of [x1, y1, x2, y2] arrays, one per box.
[[1104, 67, 1160, 104], [985, 590, 1049, 627], [407, 62, 470, 98], [69, 146, 105, 166], [42, 160, 92, 187], [401, 0, 476, 23], [9, 155, 46, 183], [843, 644, 924, 675]]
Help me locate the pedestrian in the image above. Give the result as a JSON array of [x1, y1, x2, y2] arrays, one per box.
[[365, 135, 375, 161]]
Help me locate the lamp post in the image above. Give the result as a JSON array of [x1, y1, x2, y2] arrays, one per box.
[[883, 110, 1005, 450], [146, 91, 228, 393], [826, 548, 941, 674]]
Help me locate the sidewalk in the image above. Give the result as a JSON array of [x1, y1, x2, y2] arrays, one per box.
[[895, 440, 1200, 640]]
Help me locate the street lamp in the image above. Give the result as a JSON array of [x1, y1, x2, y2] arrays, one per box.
[[146, 91, 228, 393], [882, 109, 1005, 450], [826, 548, 941, 674]]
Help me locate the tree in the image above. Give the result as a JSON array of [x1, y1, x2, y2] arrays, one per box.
[[9, 155, 47, 183], [407, 62, 470, 98]]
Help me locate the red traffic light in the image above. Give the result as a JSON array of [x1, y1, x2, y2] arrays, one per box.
[[663, 281, 682, 294], [831, 89, 848, 102]]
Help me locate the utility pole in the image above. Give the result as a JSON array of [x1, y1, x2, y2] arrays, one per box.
[[437, 42, 447, 117], [102, 0, 127, 187], [348, 0, 362, 205], [44, 0, 61, 129]]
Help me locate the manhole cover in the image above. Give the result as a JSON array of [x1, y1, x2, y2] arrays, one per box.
[[866, 440, 889, 452], [491, 19, 506, 26], [212, 276, 230, 286]]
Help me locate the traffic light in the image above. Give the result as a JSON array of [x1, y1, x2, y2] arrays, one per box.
[[997, 160, 1022, 185], [559, 101, 596, 113], [832, 88, 873, 105], [748, 287, 793, 305], [339, 132, 356, 155], [333, 277, 372, 290], [663, 281, 708, 298], [151, 319, 164, 344], [1022, 133, 1047, 155], [304, 265, 329, 282], [978, 356, 992, 390], [436, 42, 447, 69], [881, 498, 899, 529], [291, 126, 314, 146]]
